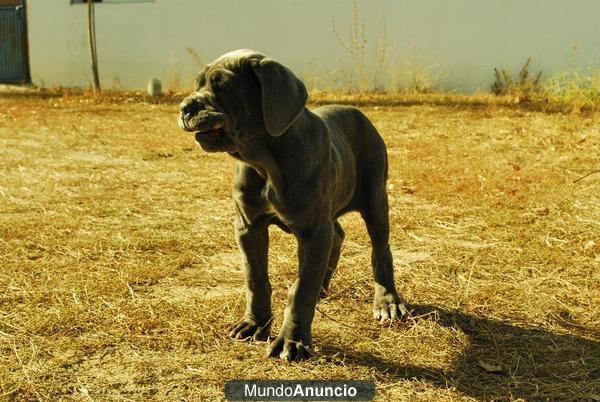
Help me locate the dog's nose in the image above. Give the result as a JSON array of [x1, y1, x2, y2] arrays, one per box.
[[180, 98, 200, 116]]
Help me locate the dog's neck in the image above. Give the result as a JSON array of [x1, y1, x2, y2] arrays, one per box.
[[232, 109, 328, 196], [232, 146, 287, 192]]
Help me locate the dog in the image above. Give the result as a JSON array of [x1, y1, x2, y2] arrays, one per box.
[[178, 49, 407, 361]]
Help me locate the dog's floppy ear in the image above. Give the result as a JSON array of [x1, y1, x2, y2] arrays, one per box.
[[253, 58, 308, 136]]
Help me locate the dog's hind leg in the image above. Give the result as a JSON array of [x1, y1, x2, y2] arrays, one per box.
[[319, 220, 345, 298], [360, 180, 408, 322]]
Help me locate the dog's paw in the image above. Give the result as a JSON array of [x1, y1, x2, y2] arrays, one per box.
[[228, 318, 270, 342], [373, 291, 409, 323], [266, 335, 312, 362]]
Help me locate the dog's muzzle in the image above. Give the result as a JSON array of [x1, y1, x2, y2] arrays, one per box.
[[178, 97, 226, 134]]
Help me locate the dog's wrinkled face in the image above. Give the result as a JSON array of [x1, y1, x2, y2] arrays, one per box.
[[178, 49, 309, 153], [178, 51, 265, 153]]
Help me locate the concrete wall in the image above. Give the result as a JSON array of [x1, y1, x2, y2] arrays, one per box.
[[26, 0, 600, 92]]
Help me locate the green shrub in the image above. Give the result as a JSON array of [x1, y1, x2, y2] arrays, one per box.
[[491, 58, 543, 99]]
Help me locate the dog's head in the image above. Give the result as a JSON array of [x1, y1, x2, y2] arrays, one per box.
[[178, 49, 308, 153]]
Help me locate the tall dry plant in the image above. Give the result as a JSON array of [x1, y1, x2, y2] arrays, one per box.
[[186, 48, 204, 68], [331, 0, 388, 92]]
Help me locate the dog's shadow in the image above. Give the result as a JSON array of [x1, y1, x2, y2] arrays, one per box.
[[320, 304, 600, 400]]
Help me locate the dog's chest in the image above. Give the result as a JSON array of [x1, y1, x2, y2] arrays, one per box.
[[236, 182, 302, 228], [234, 181, 280, 218], [261, 185, 279, 214], [233, 162, 330, 228]]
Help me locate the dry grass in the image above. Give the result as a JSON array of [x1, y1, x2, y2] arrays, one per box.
[[1, 90, 599, 401]]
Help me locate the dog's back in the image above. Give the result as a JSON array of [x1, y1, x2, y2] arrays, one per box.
[[313, 105, 389, 214]]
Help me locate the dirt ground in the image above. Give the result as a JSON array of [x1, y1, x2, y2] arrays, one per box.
[[1, 91, 599, 401]]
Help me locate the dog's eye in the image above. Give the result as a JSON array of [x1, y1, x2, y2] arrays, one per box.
[[211, 80, 232, 96], [211, 75, 224, 88], [210, 69, 235, 91], [218, 84, 231, 93]]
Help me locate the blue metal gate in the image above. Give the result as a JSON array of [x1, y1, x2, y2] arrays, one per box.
[[0, 3, 29, 83]]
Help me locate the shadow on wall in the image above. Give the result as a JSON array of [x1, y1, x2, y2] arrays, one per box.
[[322, 304, 600, 400]]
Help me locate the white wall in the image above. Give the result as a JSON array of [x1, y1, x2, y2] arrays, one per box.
[[26, 0, 600, 92]]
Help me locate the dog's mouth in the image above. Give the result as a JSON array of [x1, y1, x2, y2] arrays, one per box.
[[194, 120, 225, 138], [178, 108, 226, 134], [193, 119, 237, 153]]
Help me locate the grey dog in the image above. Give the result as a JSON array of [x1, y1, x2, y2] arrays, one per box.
[[178, 49, 407, 361]]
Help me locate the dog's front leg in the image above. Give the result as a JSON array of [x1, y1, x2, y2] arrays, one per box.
[[267, 222, 334, 361], [229, 215, 272, 341]]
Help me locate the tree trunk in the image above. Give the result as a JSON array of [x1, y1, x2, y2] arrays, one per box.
[[87, 0, 100, 93]]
